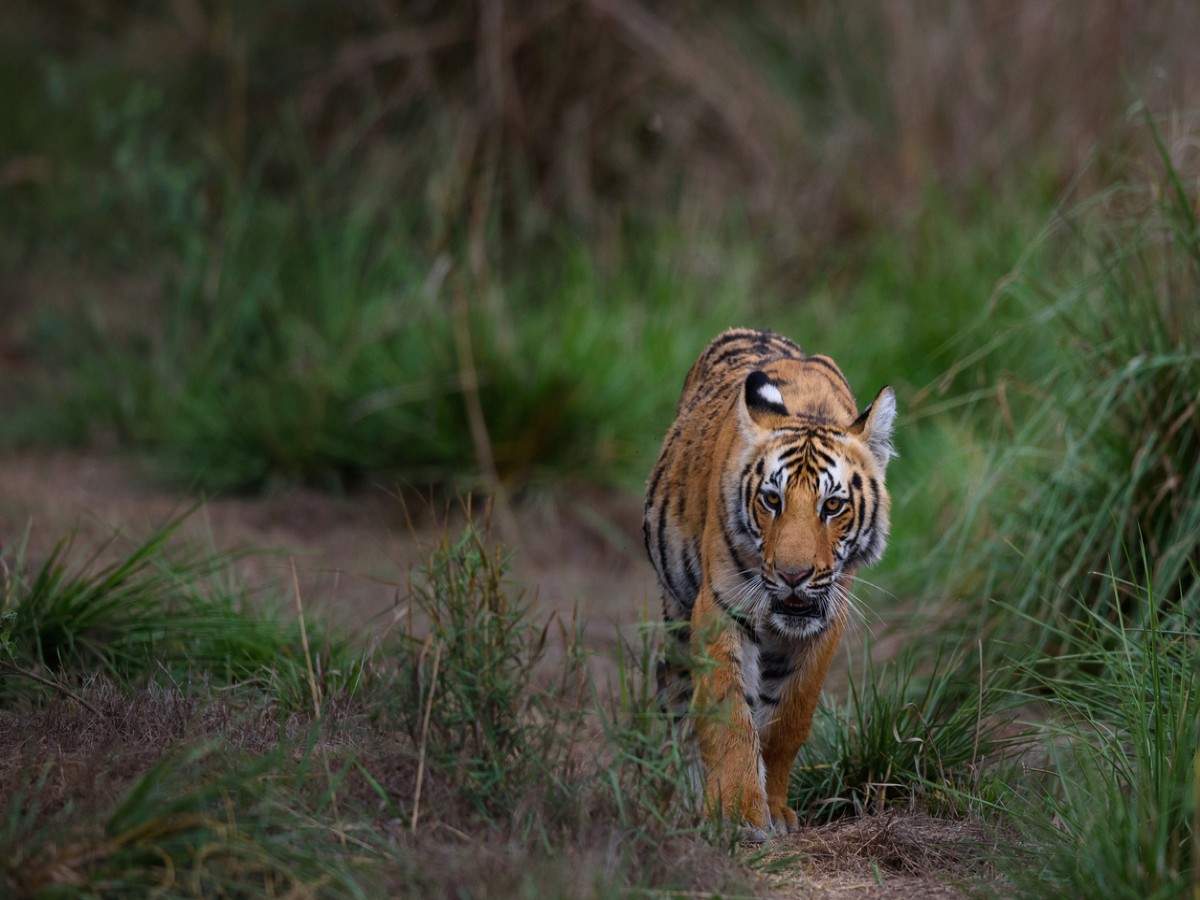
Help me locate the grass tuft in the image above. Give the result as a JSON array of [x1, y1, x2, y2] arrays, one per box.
[[790, 647, 1016, 824], [1003, 578, 1198, 898], [0, 514, 362, 710], [1, 743, 376, 898]]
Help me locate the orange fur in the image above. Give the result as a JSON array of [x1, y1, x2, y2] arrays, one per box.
[[644, 328, 895, 836]]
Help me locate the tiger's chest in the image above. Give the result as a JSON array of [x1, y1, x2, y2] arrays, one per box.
[[739, 632, 800, 734]]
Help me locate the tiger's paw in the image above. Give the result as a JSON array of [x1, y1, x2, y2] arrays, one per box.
[[737, 824, 770, 844], [768, 800, 800, 834]]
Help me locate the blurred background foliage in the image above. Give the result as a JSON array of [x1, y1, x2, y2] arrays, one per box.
[[3, 1, 1197, 488]]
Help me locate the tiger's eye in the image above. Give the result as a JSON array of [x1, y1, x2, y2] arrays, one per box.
[[760, 491, 781, 513], [823, 497, 845, 516]]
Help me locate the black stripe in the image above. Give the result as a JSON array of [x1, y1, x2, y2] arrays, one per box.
[[744, 692, 757, 708], [865, 477, 880, 536], [742, 465, 757, 531], [644, 425, 680, 507], [846, 479, 867, 546], [803, 355, 853, 391], [721, 519, 753, 576], [656, 500, 683, 603], [644, 467, 663, 513], [681, 539, 701, 604], [776, 443, 807, 465], [854, 483, 868, 539], [758, 692, 780, 706], [848, 478, 878, 563], [713, 594, 760, 644], [709, 346, 753, 371], [810, 446, 838, 468], [734, 615, 760, 644], [702, 331, 756, 359], [761, 651, 794, 679]]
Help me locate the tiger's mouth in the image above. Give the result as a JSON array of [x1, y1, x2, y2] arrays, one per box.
[[765, 589, 834, 638], [769, 596, 824, 619]]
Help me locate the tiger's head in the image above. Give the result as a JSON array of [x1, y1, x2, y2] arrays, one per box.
[[727, 368, 896, 639]]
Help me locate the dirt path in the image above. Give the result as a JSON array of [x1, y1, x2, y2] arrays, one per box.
[[0, 451, 657, 652]]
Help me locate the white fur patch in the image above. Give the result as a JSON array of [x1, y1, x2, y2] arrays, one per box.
[[757, 382, 784, 408]]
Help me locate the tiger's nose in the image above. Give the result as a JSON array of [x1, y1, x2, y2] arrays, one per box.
[[777, 566, 814, 588]]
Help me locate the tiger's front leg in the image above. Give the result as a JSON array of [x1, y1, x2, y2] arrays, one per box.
[[762, 620, 843, 834], [690, 588, 769, 839]]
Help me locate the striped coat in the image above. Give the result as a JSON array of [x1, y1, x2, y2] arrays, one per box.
[[643, 328, 896, 839]]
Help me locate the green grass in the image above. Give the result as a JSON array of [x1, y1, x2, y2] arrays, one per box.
[[931, 131, 1200, 670], [1001, 578, 1198, 899], [0, 514, 362, 710], [8, 182, 1045, 502], [20, 209, 761, 492], [789, 646, 1017, 824]]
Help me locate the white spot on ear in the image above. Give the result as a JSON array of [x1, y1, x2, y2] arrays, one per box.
[[758, 382, 784, 407]]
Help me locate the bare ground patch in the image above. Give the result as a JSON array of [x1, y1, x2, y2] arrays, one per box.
[[0, 451, 657, 645]]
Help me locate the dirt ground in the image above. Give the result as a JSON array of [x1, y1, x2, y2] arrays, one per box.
[[0, 450, 657, 652], [0, 449, 995, 897]]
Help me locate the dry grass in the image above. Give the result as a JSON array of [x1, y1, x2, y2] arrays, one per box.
[[759, 814, 1005, 899]]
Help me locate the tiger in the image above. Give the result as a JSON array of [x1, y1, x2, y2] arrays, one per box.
[[643, 327, 895, 842]]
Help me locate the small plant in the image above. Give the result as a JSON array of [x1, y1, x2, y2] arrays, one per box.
[[790, 646, 1015, 823], [381, 525, 749, 892], [395, 524, 588, 820]]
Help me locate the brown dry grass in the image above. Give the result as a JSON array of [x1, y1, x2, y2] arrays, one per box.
[[0, 665, 753, 897], [1, 680, 1003, 898], [762, 814, 1004, 898]]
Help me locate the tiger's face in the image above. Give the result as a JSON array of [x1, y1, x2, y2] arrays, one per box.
[[730, 371, 896, 640]]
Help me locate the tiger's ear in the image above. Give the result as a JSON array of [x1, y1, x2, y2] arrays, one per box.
[[739, 370, 789, 433], [848, 386, 897, 468]]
